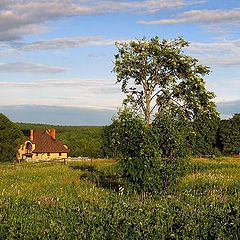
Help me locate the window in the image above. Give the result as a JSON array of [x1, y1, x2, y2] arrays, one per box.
[[59, 153, 62, 156], [36, 153, 38, 156], [47, 153, 50, 157], [26, 142, 32, 153]]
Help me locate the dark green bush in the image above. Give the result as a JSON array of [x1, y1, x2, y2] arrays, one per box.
[[192, 112, 221, 156], [152, 109, 192, 158], [106, 108, 187, 194], [218, 114, 240, 155], [120, 156, 187, 194], [0, 113, 24, 162]]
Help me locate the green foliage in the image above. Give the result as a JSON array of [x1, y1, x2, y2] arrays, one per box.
[[2, 196, 240, 240], [218, 114, 240, 155], [151, 109, 221, 158], [106, 108, 186, 193], [120, 156, 186, 194], [17, 123, 104, 157], [152, 108, 192, 158], [114, 36, 216, 126], [192, 112, 221, 156], [108, 108, 145, 158], [0, 113, 24, 162], [1, 158, 240, 239], [111, 36, 220, 193], [57, 127, 103, 158]]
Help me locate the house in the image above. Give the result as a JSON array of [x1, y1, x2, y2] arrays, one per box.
[[18, 129, 69, 160]]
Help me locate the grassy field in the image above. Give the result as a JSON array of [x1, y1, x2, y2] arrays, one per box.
[[1, 157, 240, 239]]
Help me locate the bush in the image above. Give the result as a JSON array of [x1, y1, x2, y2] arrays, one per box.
[[218, 114, 240, 155], [152, 109, 192, 158], [107, 108, 187, 193], [0, 113, 24, 162], [120, 156, 186, 194], [192, 112, 221, 156]]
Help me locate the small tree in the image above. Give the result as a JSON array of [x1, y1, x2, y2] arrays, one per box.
[[0, 113, 24, 162], [109, 108, 185, 193], [114, 36, 216, 127], [107, 108, 146, 159]]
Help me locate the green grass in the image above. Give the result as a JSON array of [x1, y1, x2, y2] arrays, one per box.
[[1, 157, 240, 239]]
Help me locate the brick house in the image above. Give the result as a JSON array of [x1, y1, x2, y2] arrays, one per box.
[[18, 129, 69, 160]]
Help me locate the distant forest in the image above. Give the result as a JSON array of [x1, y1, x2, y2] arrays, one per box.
[[16, 113, 240, 159], [0, 112, 239, 163]]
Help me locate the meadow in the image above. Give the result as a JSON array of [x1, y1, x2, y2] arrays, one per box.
[[1, 157, 240, 239]]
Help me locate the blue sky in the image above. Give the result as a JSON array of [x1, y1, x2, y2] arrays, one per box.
[[0, 0, 239, 125]]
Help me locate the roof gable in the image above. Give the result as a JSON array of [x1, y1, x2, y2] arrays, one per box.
[[31, 130, 69, 153]]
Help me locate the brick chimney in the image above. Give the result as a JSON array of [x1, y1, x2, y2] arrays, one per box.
[[30, 130, 34, 141], [49, 129, 56, 140]]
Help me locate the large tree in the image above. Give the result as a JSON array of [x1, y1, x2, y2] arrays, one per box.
[[114, 36, 216, 127]]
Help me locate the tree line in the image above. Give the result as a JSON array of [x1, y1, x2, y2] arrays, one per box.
[[0, 111, 238, 163], [102, 112, 240, 159]]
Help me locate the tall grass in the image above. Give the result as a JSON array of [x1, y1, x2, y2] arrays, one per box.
[[1, 157, 240, 239]]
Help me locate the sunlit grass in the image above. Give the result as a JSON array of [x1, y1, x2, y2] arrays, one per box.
[[0, 159, 117, 207], [1, 157, 240, 239], [1, 157, 240, 204]]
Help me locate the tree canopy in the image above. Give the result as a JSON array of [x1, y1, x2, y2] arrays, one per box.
[[105, 36, 223, 192], [114, 36, 216, 126]]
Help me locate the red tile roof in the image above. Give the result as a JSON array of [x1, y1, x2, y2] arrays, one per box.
[[31, 130, 69, 153]]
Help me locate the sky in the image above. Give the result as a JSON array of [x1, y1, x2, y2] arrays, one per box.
[[0, 0, 239, 125]]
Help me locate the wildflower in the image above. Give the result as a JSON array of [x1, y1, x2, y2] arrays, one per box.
[[118, 185, 124, 195]]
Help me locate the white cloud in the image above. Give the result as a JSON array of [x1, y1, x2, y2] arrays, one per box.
[[0, 78, 123, 110], [10, 36, 116, 51], [0, 0, 202, 41], [0, 62, 69, 73], [188, 39, 240, 67], [0, 79, 118, 91], [139, 8, 240, 25]]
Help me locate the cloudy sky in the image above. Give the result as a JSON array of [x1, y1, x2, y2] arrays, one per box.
[[0, 0, 239, 125]]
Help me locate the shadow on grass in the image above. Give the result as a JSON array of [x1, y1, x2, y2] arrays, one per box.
[[70, 165, 97, 172], [70, 164, 122, 191]]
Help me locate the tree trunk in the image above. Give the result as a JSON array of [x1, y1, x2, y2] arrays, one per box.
[[145, 93, 151, 128]]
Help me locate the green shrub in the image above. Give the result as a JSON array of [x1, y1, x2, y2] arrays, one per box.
[[0, 113, 24, 162], [120, 156, 187, 194], [107, 108, 187, 194], [152, 109, 192, 158], [192, 112, 221, 156], [218, 114, 240, 155]]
